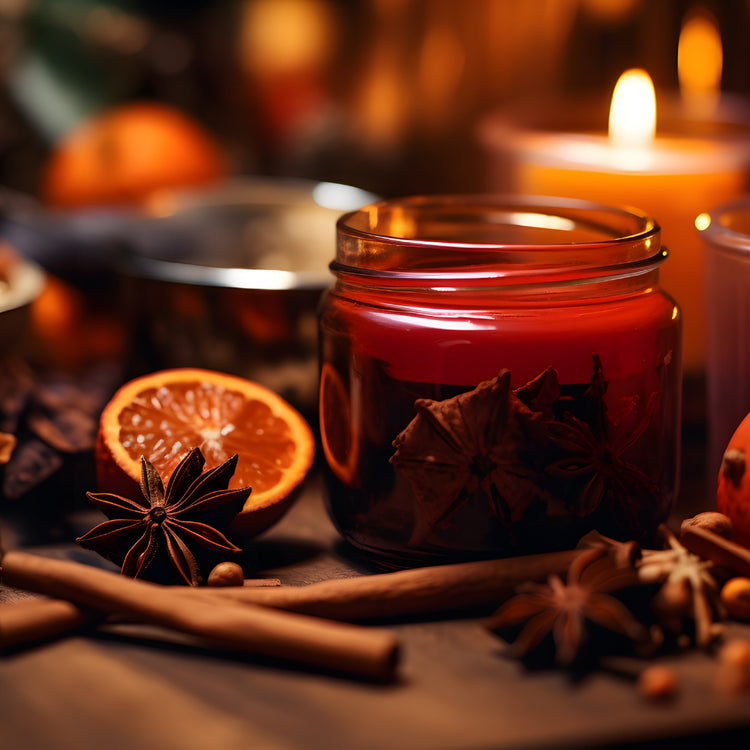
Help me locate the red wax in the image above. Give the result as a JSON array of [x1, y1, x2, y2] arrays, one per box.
[[337, 291, 674, 385]]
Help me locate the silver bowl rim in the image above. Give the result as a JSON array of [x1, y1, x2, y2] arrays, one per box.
[[123, 177, 377, 290], [0, 253, 45, 313]]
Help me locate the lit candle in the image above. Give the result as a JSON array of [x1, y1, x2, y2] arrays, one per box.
[[482, 14, 750, 374]]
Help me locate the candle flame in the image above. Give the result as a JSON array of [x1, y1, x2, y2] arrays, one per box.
[[608, 69, 656, 151], [695, 212, 711, 231], [678, 8, 722, 117]]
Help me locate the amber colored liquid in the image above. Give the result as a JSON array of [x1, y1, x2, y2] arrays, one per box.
[[319, 285, 682, 566]]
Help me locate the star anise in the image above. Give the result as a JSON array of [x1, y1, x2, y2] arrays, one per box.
[[514, 366, 560, 420], [637, 525, 723, 648], [76, 447, 249, 585], [484, 546, 649, 666], [545, 355, 663, 540], [546, 409, 659, 512], [390, 370, 546, 544]]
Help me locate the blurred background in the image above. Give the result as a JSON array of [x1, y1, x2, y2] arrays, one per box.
[[1, 0, 749, 200], [1, 0, 750, 524]]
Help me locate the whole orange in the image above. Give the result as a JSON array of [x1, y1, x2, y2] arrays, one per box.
[[41, 101, 225, 209], [717, 411, 750, 547]]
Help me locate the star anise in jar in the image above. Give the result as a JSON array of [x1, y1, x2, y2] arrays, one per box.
[[545, 355, 663, 541], [77, 447, 249, 585], [390, 370, 547, 544], [513, 365, 560, 421], [484, 546, 649, 667]]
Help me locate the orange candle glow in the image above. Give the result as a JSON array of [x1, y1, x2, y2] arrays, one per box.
[[483, 14, 750, 373], [502, 70, 748, 374]]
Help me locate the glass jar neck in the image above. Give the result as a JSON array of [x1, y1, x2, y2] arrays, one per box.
[[333, 195, 664, 295]]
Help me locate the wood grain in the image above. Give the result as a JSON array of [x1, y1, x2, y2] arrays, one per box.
[[3, 479, 750, 749]]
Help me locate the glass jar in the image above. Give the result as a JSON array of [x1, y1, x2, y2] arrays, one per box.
[[699, 196, 750, 479], [318, 195, 682, 567]]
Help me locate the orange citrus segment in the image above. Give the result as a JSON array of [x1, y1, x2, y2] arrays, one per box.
[[319, 362, 358, 485], [96, 368, 314, 534]]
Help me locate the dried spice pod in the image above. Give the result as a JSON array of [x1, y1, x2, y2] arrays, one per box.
[[390, 370, 547, 545], [544, 356, 664, 543], [25, 405, 98, 454], [0, 363, 119, 503], [637, 526, 724, 648], [513, 366, 560, 420], [389, 355, 666, 557], [77, 447, 249, 585], [483, 546, 649, 667], [3, 439, 63, 500]]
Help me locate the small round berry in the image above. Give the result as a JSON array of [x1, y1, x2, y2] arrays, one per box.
[[207, 561, 245, 587], [637, 665, 678, 701]]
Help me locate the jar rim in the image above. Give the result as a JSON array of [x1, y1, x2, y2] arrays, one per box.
[[334, 194, 663, 283], [698, 195, 750, 255]]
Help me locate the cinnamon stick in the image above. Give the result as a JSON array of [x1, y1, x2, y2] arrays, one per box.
[[0, 548, 582, 651], [170, 548, 584, 620], [680, 525, 750, 578], [0, 551, 399, 681], [0, 598, 95, 649], [0, 579, 279, 650]]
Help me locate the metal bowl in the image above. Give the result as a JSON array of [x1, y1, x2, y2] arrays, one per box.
[[0, 244, 45, 355], [117, 177, 377, 417]]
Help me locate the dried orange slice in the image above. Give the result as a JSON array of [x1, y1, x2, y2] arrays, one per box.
[[96, 368, 314, 536], [319, 362, 358, 485]]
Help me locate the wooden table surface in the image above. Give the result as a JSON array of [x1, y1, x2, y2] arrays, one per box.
[[2, 471, 750, 750]]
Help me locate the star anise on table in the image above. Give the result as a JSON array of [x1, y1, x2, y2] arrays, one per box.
[[77, 447, 249, 585], [545, 355, 663, 541], [390, 370, 547, 544], [637, 526, 723, 648], [484, 546, 650, 667]]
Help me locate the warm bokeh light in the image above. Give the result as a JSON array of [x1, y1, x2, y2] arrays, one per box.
[[580, 0, 639, 24], [678, 8, 723, 117], [416, 23, 465, 129], [695, 212, 712, 231], [608, 69, 656, 151], [239, 0, 336, 76]]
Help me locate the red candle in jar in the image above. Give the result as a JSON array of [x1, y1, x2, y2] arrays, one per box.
[[318, 196, 682, 567]]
